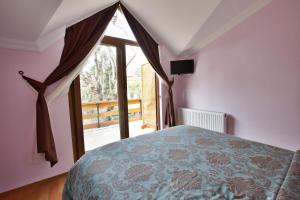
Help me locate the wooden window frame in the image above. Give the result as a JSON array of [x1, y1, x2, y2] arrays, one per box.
[[68, 36, 160, 161]]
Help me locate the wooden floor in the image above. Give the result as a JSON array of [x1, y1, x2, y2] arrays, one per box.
[[0, 173, 67, 200]]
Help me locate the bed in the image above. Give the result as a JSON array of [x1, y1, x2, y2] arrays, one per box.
[[63, 125, 300, 200]]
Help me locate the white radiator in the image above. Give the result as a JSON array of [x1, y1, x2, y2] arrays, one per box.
[[177, 108, 227, 133]]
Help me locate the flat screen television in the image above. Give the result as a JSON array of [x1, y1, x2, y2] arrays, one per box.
[[170, 59, 194, 75]]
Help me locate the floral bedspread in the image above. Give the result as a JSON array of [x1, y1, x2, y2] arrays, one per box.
[[63, 125, 298, 200], [276, 150, 300, 200]]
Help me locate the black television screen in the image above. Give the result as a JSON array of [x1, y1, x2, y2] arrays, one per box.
[[170, 59, 194, 75]]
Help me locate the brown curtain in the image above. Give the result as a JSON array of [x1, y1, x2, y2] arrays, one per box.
[[20, 2, 119, 166], [20, 1, 175, 166], [120, 4, 176, 127]]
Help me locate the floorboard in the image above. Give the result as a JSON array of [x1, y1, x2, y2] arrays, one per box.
[[0, 173, 67, 200]]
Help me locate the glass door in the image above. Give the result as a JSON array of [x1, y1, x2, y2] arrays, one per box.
[[69, 10, 160, 159], [126, 45, 157, 137], [74, 37, 158, 153], [80, 44, 121, 151]]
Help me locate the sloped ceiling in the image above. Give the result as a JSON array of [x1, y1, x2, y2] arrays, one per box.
[[0, 0, 272, 56], [0, 0, 61, 41]]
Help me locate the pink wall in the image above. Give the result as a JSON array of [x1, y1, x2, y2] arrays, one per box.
[[0, 39, 74, 193], [176, 0, 300, 151]]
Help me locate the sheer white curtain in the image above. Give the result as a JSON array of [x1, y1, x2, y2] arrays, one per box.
[[158, 45, 173, 128], [45, 35, 105, 104]]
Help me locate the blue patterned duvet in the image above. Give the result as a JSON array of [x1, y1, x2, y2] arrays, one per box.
[[63, 125, 300, 200]]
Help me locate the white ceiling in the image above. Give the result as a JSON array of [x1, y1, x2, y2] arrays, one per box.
[[0, 0, 272, 55], [0, 0, 61, 41]]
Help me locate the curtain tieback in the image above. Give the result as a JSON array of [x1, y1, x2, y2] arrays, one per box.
[[19, 71, 47, 94]]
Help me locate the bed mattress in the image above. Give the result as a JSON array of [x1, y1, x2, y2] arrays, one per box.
[[63, 125, 299, 200]]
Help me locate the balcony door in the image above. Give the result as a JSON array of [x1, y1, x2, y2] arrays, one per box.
[[69, 36, 159, 160]]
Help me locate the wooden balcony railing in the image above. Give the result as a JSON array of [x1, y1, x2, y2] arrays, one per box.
[[82, 99, 142, 130]]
